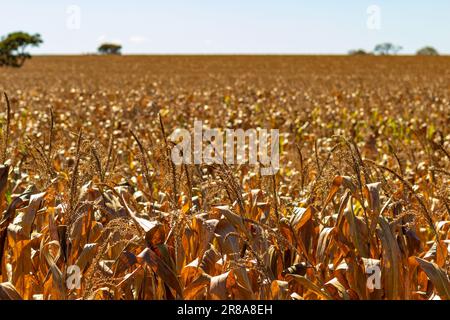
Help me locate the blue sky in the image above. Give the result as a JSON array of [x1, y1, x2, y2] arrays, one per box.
[[1, 0, 449, 54]]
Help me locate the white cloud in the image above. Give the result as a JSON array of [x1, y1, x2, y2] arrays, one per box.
[[129, 35, 148, 44], [96, 35, 122, 45], [97, 35, 107, 42]]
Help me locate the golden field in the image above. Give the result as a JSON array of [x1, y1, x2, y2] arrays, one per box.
[[0, 55, 449, 300]]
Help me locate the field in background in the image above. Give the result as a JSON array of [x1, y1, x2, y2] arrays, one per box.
[[0, 56, 449, 300]]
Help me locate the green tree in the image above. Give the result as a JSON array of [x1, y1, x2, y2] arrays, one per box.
[[374, 43, 402, 55], [98, 43, 122, 55], [0, 32, 43, 67], [416, 46, 439, 56], [348, 49, 370, 56]]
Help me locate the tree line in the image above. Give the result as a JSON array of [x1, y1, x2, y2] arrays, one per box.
[[0, 32, 443, 68], [0, 32, 122, 68], [349, 43, 439, 56]]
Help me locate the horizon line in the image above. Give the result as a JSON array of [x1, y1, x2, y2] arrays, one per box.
[[33, 53, 450, 57]]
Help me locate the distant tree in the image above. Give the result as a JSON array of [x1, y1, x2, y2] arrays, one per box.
[[349, 49, 370, 56], [98, 43, 122, 55], [416, 46, 439, 56], [0, 32, 43, 67], [374, 43, 402, 55]]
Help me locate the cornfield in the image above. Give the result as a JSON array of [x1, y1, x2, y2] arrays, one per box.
[[0, 55, 449, 300]]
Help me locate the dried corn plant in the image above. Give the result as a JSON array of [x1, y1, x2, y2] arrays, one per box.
[[0, 55, 449, 300]]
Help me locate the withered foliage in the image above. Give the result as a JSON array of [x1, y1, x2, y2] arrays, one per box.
[[0, 56, 449, 300]]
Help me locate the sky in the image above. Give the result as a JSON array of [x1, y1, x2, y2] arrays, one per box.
[[1, 0, 449, 55]]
